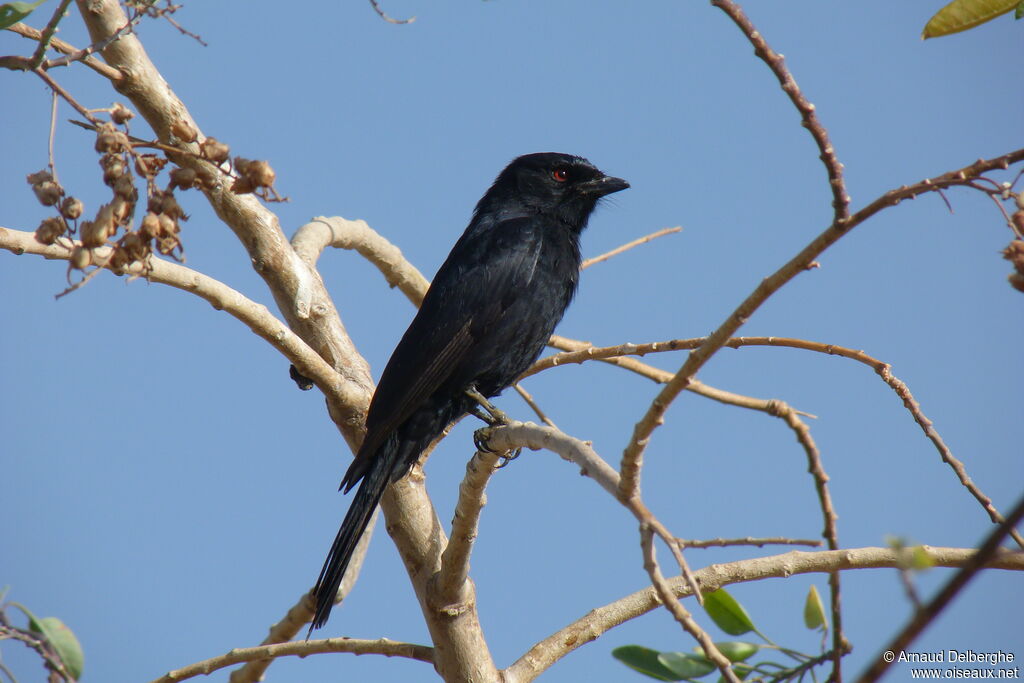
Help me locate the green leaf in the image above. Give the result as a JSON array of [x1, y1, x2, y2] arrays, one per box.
[[0, 0, 47, 30], [803, 585, 828, 631], [658, 652, 716, 679], [703, 589, 756, 636], [10, 603, 84, 679], [35, 617, 85, 679], [613, 645, 683, 681], [696, 641, 761, 663], [1016, 0, 1024, 19], [922, 0, 1017, 38]]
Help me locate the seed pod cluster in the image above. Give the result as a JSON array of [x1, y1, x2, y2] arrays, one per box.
[[231, 157, 277, 196], [1004, 238, 1024, 294]]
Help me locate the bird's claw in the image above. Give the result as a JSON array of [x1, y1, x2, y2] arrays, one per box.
[[473, 429, 521, 468], [496, 448, 522, 468], [473, 427, 496, 453]]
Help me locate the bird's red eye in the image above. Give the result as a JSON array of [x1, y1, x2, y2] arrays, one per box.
[[552, 168, 570, 182]]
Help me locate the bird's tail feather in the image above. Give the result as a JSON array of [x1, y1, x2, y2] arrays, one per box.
[[309, 451, 392, 634]]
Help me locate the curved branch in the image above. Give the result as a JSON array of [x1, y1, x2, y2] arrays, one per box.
[[529, 335, 1024, 550], [0, 226, 356, 409], [711, 0, 849, 220], [503, 546, 1024, 683], [149, 636, 433, 683], [618, 147, 1024, 505]]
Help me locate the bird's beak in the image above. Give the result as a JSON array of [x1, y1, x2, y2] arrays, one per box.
[[577, 175, 630, 198]]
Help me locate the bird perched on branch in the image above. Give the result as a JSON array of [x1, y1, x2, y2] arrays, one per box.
[[311, 152, 628, 631]]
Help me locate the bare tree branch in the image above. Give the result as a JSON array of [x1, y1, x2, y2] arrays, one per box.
[[148, 636, 434, 683], [503, 546, 1024, 683], [711, 0, 850, 220], [856, 493, 1024, 683], [580, 226, 682, 269], [228, 514, 377, 683]]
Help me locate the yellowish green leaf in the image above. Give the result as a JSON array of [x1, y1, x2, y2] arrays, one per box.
[[923, 0, 1017, 38]]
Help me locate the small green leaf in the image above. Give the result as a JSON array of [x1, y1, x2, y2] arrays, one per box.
[[803, 585, 828, 631], [35, 617, 85, 679], [703, 589, 756, 636], [1016, 0, 1024, 18], [922, 0, 1017, 38], [658, 652, 716, 679], [9, 603, 84, 679], [0, 0, 47, 30], [696, 641, 761, 663], [613, 645, 683, 681]]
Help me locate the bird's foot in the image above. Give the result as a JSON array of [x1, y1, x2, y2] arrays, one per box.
[[473, 426, 522, 467], [465, 386, 511, 426]]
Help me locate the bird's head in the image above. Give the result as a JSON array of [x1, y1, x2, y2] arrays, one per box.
[[478, 152, 629, 230]]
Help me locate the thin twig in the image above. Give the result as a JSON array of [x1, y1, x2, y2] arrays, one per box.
[[640, 525, 741, 683], [47, 88, 59, 183], [149, 637, 434, 683], [581, 226, 682, 269], [529, 334, 1024, 550], [711, 0, 850, 221], [503, 546, 1024, 683], [513, 383, 557, 427], [29, 0, 75, 68], [617, 147, 1024, 516], [368, 0, 415, 24], [856, 493, 1024, 683], [8, 21, 125, 80], [32, 67, 99, 123], [679, 536, 823, 549]]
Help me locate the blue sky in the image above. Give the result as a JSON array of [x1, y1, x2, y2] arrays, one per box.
[[2, 1, 1022, 681]]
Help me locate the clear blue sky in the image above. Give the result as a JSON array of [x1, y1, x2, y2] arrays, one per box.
[[2, 1, 1021, 681]]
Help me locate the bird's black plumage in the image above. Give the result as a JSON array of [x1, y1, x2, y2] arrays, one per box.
[[311, 152, 628, 630]]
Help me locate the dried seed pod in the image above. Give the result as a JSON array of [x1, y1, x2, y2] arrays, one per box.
[[33, 180, 62, 206], [230, 176, 255, 194], [60, 196, 84, 220], [1012, 211, 1024, 236], [1009, 273, 1024, 293], [171, 119, 198, 143], [159, 193, 186, 220], [139, 212, 161, 240], [194, 164, 217, 189], [244, 160, 276, 188], [157, 213, 178, 237], [110, 102, 135, 125], [95, 123, 130, 154], [102, 155, 127, 186], [69, 245, 91, 270], [120, 230, 146, 257], [134, 154, 168, 179], [35, 216, 67, 245], [1003, 240, 1024, 271], [108, 245, 131, 271], [113, 174, 137, 201], [110, 197, 133, 224], [168, 166, 197, 190], [200, 137, 229, 164], [26, 169, 53, 185], [81, 204, 117, 247]]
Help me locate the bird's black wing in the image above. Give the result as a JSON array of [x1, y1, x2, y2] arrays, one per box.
[[343, 215, 543, 487]]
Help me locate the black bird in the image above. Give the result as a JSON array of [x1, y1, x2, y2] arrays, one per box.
[[311, 152, 628, 630]]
